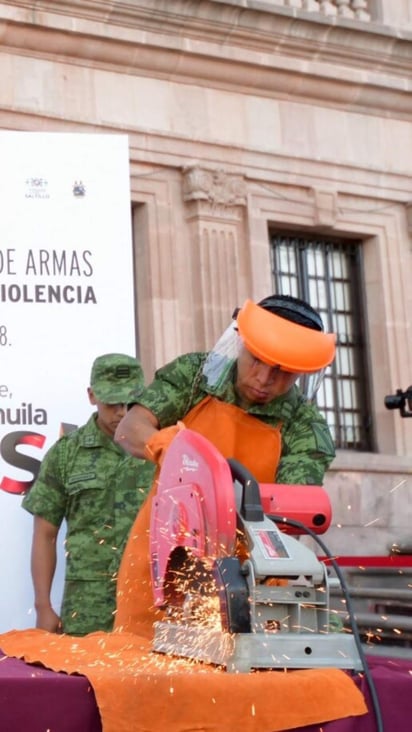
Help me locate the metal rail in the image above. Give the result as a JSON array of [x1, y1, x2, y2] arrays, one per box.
[[349, 612, 412, 633], [329, 569, 412, 646], [331, 586, 412, 602]]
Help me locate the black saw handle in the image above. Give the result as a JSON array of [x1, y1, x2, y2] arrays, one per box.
[[227, 458, 264, 522]]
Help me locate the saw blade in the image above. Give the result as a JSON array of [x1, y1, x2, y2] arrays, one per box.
[[162, 548, 222, 626], [162, 551, 251, 633]]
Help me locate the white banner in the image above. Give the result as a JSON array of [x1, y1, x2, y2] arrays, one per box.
[[0, 132, 136, 632]]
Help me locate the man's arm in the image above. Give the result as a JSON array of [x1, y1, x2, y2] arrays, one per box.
[[115, 353, 204, 457], [277, 401, 336, 485], [31, 515, 61, 632], [115, 404, 160, 458]]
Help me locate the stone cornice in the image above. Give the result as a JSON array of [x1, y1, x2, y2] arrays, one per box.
[[0, 1, 411, 118], [3, 1, 411, 68], [1, 108, 411, 203]]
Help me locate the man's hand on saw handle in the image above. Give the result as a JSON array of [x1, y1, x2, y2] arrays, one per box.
[[144, 422, 185, 466], [115, 404, 183, 461]]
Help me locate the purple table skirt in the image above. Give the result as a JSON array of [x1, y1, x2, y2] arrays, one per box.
[[0, 652, 101, 732], [0, 650, 411, 732]]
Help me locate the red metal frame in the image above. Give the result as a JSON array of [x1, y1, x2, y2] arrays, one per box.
[[319, 555, 412, 568]]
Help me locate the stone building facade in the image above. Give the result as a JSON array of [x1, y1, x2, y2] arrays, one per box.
[[0, 0, 411, 555]]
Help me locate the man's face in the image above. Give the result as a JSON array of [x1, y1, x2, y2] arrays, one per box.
[[235, 346, 299, 406], [88, 388, 127, 437]]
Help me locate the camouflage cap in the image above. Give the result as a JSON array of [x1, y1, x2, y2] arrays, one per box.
[[90, 353, 145, 405]]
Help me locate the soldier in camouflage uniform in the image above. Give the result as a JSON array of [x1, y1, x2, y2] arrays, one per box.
[[113, 295, 337, 633], [116, 295, 336, 485], [22, 353, 155, 636], [130, 354, 334, 485]]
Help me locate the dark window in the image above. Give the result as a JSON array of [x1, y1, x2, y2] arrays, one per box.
[[269, 232, 372, 451]]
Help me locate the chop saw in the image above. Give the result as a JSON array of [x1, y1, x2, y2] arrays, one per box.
[[150, 429, 363, 673]]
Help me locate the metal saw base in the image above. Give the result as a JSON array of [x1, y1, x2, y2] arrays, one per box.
[[153, 621, 364, 673]]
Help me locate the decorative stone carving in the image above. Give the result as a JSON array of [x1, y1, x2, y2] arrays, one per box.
[[182, 165, 247, 208], [319, 0, 338, 15], [351, 0, 371, 21], [336, 0, 355, 17], [302, 0, 321, 11]]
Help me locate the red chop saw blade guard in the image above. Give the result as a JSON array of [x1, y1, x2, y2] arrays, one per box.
[[150, 429, 331, 609], [150, 429, 238, 609]]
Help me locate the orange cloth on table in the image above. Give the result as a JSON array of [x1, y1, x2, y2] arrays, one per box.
[[115, 396, 282, 635], [0, 628, 367, 732]]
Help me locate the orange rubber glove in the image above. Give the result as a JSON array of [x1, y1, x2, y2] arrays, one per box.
[[143, 422, 185, 466]]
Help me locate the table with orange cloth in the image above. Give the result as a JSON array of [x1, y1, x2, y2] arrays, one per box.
[[1, 628, 411, 732]]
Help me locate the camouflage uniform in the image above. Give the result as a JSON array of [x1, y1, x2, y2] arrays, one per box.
[[23, 412, 155, 636], [138, 353, 335, 485]]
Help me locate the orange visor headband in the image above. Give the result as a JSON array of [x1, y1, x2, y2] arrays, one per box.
[[236, 300, 336, 373]]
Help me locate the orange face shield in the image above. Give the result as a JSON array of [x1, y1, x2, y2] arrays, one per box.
[[236, 300, 336, 373]]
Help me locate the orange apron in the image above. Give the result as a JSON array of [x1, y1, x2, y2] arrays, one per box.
[[114, 396, 281, 635]]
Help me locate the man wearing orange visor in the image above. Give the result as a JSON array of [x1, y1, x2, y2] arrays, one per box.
[[113, 294, 337, 634]]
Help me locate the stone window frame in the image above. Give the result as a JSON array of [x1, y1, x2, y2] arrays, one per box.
[[246, 179, 411, 459], [269, 231, 372, 451]]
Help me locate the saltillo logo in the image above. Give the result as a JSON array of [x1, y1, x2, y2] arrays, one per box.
[[0, 423, 76, 496], [25, 177, 50, 199], [0, 401, 48, 493], [0, 431, 46, 495]]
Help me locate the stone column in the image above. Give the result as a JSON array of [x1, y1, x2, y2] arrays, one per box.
[[182, 165, 248, 350]]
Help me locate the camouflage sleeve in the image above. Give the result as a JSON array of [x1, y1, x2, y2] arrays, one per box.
[[276, 401, 336, 485], [21, 439, 67, 527], [138, 353, 204, 427], [133, 459, 157, 510]]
